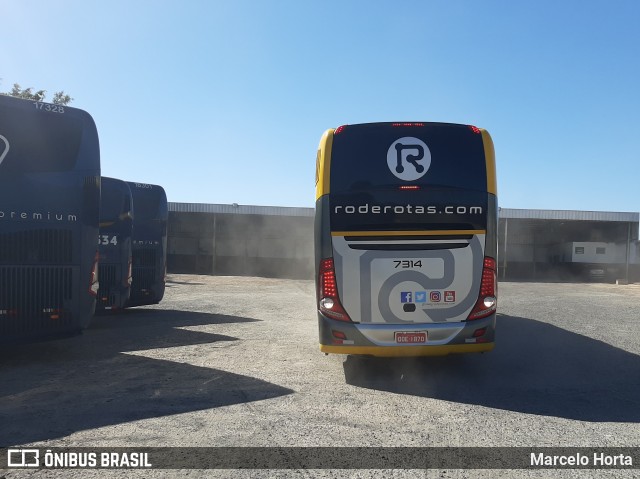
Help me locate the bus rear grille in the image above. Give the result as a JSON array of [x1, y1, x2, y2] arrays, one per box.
[[133, 247, 157, 267], [130, 247, 159, 301], [97, 263, 124, 307], [0, 266, 75, 336], [0, 229, 73, 264], [97, 263, 118, 297], [130, 266, 156, 300]]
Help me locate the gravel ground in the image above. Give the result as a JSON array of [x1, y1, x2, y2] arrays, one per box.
[[1, 275, 639, 479]]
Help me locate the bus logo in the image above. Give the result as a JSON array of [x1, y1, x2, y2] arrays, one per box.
[[387, 137, 431, 181], [0, 134, 9, 167]]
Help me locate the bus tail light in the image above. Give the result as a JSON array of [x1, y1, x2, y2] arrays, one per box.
[[89, 251, 99, 296], [466, 257, 497, 320], [42, 307, 63, 320], [318, 258, 352, 322]]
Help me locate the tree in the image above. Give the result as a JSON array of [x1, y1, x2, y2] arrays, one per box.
[[5, 83, 73, 105], [51, 91, 73, 105]]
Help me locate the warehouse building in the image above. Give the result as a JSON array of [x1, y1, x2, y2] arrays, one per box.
[[498, 208, 639, 282], [167, 203, 640, 283]]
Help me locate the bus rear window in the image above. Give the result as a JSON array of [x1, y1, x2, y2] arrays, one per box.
[[328, 123, 489, 232], [330, 123, 487, 193], [0, 104, 83, 173], [100, 185, 131, 221], [131, 188, 167, 221]]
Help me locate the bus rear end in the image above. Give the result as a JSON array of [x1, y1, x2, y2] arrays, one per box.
[[126, 182, 167, 307], [315, 122, 497, 356], [97, 177, 133, 310], [0, 95, 100, 342]]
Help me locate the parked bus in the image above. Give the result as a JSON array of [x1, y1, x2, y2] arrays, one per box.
[[0, 95, 100, 341], [97, 177, 133, 310], [125, 182, 167, 307], [314, 122, 497, 356]]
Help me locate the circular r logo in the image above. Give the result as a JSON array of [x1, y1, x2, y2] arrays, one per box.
[[386, 137, 431, 181]]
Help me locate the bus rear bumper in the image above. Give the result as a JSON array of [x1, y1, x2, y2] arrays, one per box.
[[318, 312, 496, 357], [320, 342, 494, 356]]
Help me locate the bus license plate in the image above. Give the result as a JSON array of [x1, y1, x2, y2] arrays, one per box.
[[395, 332, 427, 344]]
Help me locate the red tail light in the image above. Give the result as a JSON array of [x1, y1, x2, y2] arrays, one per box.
[[318, 258, 352, 322], [467, 257, 497, 320], [469, 125, 481, 134], [334, 125, 347, 135], [89, 251, 99, 297]]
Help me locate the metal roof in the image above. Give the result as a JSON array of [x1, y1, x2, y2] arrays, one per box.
[[499, 208, 639, 223], [169, 202, 315, 217]]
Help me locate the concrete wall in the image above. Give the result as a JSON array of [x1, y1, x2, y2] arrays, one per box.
[[167, 211, 314, 279], [166, 208, 640, 283]]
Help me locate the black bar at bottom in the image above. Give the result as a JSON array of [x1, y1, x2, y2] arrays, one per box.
[[1, 447, 637, 470]]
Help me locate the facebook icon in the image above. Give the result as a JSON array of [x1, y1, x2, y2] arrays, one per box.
[[400, 292, 412, 303]]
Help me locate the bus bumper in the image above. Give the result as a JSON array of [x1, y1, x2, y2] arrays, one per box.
[[318, 312, 496, 357]]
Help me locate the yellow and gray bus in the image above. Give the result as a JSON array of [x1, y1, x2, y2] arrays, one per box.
[[314, 122, 497, 356]]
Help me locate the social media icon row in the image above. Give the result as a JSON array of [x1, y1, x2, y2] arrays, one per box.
[[400, 291, 456, 303]]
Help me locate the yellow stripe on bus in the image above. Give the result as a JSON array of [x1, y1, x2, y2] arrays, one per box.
[[331, 230, 486, 237], [315, 129, 334, 200], [320, 343, 494, 357], [481, 128, 497, 195]]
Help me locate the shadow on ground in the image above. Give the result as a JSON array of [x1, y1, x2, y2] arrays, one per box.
[[165, 279, 206, 286], [0, 309, 293, 446], [343, 314, 640, 423]]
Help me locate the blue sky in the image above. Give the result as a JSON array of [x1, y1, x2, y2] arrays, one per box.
[[2, 0, 639, 212]]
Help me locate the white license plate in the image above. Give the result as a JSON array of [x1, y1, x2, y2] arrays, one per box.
[[395, 332, 427, 344]]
